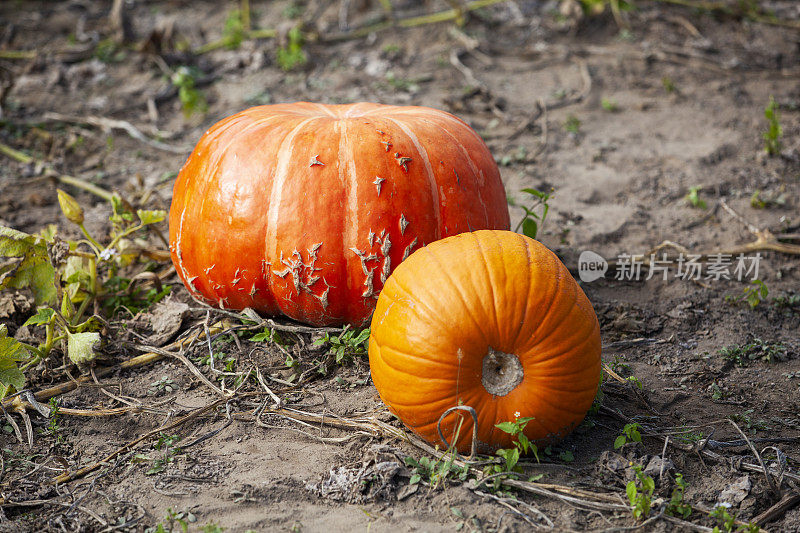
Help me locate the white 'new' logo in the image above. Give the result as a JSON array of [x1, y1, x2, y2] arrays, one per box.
[[578, 251, 607, 283]]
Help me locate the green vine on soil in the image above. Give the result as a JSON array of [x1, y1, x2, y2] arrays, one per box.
[[0, 190, 167, 400]]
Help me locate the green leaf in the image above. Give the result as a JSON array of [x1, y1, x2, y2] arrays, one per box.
[[0, 325, 28, 392], [64, 256, 91, 286], [497, 447, 520, 471], [352, 327, 371, 345], [0, 226, 40, 256], [276, 26, 307, 71], [6, 261, 54, 302], [626, 481, 637, 505], [517, 433, 531, 454], [756, 280, 768, 298], [334, 347, 346, 364], [530, 443, 540, 462], [37, 224, 58, 243], [23, 307, 55, 327], [137, 209, 167, 225], [65, 281, 81, 300], [521, 218, 538, 239], [494, 421, 517, 434], [0, 226, 57, 305], [312, 336, 327, 346], [521, 188, 548, 199], [0, 367, 26, 393], [146, 462, 166, 475], [507, 447, 520, 471], [110, 194, 124, 212], [0, 328, 24, 358], [409, 473, 421, 485], [614, 435, 626, 449], [495, 448, 511, 460], [73, 316, 102, 333], [110, 193, 135, 223], [222, 9, 245, 49], [61, 289, 76, 317], [66, 331, 100, 365]]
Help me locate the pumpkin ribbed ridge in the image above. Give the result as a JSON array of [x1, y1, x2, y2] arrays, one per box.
[[385, 117, 442, 237]]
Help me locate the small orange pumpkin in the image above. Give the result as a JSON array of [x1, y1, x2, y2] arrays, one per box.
[[368, 230, 601, 453]]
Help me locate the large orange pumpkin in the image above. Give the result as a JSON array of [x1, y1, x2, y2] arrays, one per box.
[[369, 230, 601, 453], [169, 102, 510, 326]]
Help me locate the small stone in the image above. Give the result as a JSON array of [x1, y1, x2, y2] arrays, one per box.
[[717, 475, 751, 506], [397, 483, 418, 501], [643, 455, 674, 478]]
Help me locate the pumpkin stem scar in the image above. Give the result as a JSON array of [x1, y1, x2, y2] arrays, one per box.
[[481, 348, 523, 397]]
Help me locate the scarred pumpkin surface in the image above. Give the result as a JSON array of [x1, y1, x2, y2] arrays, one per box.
[[169, 102, 510, 326], [368, 230, 601, 453]]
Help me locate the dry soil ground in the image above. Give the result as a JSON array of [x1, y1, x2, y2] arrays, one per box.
[[0, 1, 799, 532]]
